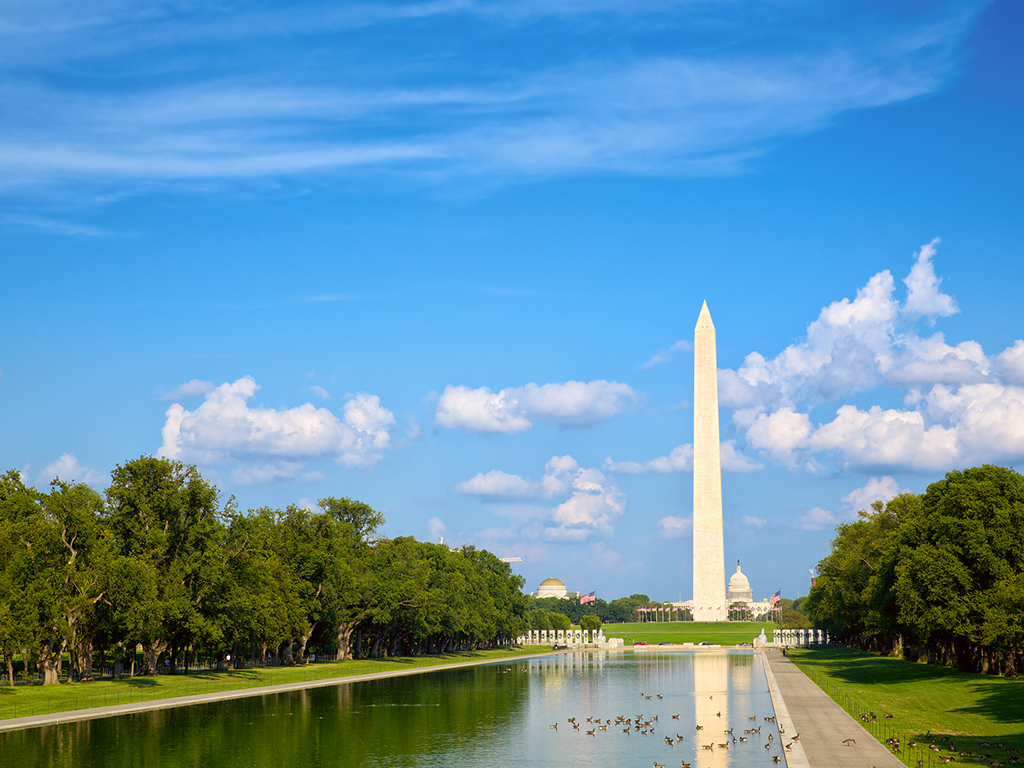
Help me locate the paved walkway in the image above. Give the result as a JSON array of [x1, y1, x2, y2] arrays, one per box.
[[761, 649, 905, 768], [0, 651, 556, 733]]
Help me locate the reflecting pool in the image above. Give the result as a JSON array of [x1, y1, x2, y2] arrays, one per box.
[[1, 650, 784, 768]]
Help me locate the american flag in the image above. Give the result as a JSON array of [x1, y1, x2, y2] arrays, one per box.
[[580, 591, 596, 605], [768, 590, 781, 607]]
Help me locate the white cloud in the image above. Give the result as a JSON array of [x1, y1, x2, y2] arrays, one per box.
[[722, 242, 1024, 473], [745, 408, 814, 465], [903, 238, 958, 321], [434, 380, 637, 433], [604, 444, 693, 474], [657, 515, 692, 539], [798, 507, 837, 531], [810, 404, 959, 471], [229, 462, 326, 486], [456, 469, 540, 498], [641, 340, 692, 370], [458, 455, 626, 541], [159, 376, 396, 473], [720, 440, 765, 472], [160, 379, 215, 400], [39, 453, 106, 487], [427, 516, 447, 540], [995, 340, 1024, 385], [308, 385, 331, 401], [925, 382, 1024, 464], [545, 467, 625, 540], [841, 476, 906, 511], [740, 515, 767, 528], [604, 440, 761, 474]]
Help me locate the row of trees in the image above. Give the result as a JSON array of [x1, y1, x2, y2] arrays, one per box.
[[0, 457, 530, 685], [806, 465, 1024, 675]]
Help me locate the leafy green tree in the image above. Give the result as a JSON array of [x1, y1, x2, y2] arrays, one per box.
[[547, 612, 571, 631], [40, 480, 112, 681], [895, 466, 1024, 671], [105, 457, 226, 675], [579, 614, 600, 631], [531, 610, 551, 630], [0, 471, 42, 684]]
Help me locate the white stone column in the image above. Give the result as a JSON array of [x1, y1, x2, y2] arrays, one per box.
[[692, 301, 726, 622]]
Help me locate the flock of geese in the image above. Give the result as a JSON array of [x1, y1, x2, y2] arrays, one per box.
[[549, 691, 796, 765]]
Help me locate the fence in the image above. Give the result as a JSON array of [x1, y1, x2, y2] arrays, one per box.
[[800, 665, 952, 768]]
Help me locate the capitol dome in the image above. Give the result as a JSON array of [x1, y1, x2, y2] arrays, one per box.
[[726, 562, 753, 604]]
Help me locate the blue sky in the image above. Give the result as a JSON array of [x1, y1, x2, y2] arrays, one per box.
[[2, 0, 1022, 603]]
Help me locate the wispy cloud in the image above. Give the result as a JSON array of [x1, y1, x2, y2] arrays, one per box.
[[0, 212, 111, 236], [641, 340, 692, 370], [0, 1, 984, 190]]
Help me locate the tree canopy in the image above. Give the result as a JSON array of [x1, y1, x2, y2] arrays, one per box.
[[0, 458, 530, 685], [806, 465, 1024, 675]]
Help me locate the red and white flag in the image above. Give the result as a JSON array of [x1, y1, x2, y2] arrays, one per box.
[[580, 591, 596, 605], [768, 590, 782, 607]]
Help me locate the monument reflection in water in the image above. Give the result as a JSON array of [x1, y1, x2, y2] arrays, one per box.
[[1, 650, 781, 768]]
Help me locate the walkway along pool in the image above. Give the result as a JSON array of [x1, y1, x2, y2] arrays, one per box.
[[0, 650, 786, 768]]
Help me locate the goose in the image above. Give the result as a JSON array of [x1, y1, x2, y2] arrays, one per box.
[[550, 724, 558, 730], [773, 756, 781, 763], [842, 738, 856, 746], [672, 714, 680, 720]]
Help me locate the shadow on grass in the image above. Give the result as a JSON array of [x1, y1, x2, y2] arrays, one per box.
[[791, 648, 1024, 762]]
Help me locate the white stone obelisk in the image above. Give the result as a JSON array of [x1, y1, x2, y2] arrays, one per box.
[[692, 301, 726, 623]]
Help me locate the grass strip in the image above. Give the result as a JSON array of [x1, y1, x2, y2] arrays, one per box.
[[787, 646, 1024, 768], [0, 646, 551, 722], [601, 621, 771, 646]]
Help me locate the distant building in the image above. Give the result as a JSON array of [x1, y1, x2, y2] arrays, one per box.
[[726, 562, 754, 604], [531, 577, 580, 600]]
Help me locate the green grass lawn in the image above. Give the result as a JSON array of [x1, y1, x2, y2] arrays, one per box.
[[788, 647, 1024, 768], [601, 621, 772, 646], [0, 646, 551, 723]]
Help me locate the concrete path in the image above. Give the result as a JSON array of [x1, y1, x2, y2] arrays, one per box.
[[761, 649, 904, 768], [0, 651, 555, 734]]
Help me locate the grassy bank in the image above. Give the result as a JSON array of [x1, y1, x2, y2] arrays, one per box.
[[0, 646, 550, 722], [601, 621, 770, 646], [788, 646, 1024, 767]]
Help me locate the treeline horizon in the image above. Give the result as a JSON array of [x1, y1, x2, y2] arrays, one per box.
[[0, 456, 530, 686], [807, 464, 1024, 676]]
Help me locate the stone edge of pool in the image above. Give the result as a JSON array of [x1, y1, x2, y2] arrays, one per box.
[[0, 651, 561, 734], [759, 649, 811, 768], [0, 644, 806, 753]]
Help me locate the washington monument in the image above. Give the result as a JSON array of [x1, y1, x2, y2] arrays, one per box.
[[692, 301, 726, 622]]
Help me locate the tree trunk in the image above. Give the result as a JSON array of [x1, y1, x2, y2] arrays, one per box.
[[140, 640, 167, 676], [281, 637, 294, 666], [76, 636, 95, 681], [337, 621, 359, 660], [4, 654, 13, 687], [297, 634, 309, 663], [39, 640, 66, 685]]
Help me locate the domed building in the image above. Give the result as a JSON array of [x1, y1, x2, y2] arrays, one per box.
[[726, 562, 753, 604], [531, 578, 580, 600]]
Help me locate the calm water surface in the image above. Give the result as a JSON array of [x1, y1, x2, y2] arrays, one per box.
[[1, 650, 784, 768]]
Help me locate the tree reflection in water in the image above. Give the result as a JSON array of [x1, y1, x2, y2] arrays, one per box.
[[2, 651, 783, 768]]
